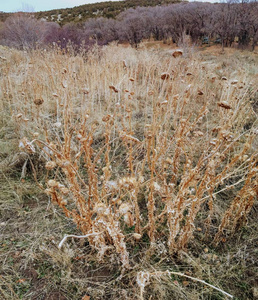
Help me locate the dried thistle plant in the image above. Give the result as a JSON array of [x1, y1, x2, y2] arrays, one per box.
[[5, 44, 257, 271]]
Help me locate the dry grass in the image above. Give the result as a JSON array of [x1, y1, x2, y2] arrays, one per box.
[[0, 43, 257, 299]]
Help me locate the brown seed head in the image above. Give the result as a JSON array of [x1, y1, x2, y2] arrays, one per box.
[[231, 80, 238, 85], [109, 85, 119, 93], [161, 72, 170, 80], [34, 98, 44, 106], [81, 88, 90, 94], [102, 115, 111, 122], [16, 113, 23, 119], [172, 50, 183, 58], [218, 101, 232, 109]]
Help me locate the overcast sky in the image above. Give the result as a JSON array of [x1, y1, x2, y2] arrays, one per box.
[[0, 0, 218, 13]]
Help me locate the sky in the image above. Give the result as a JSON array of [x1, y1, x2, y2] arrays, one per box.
[[0, 0, 122, 13]]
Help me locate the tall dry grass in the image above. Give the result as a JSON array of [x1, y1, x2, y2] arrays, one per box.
[[0, 43, 257, 281]]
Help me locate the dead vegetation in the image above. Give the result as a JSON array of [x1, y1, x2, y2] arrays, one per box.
[[0, 44, 257, 299]]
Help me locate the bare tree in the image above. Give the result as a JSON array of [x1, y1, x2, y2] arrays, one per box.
[[1, 13, 46, 50], [184, 3, 213, 44], [43, 22, 61, 45], [117, 8, 151, 47], [84, 18, 120, 45], [209, 3, 238, 51], [162, 4, 189, 44], [57, 23, 84, 49], [249, 2, 258, 50]]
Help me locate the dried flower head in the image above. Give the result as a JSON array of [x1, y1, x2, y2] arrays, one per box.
[[109, 85, 119, 93], [119, 177, 137, 189], [121, 133, 141, 143], [209, 138, 218, 146], [119, 203, 131, 214], [81, 88, 89, 94], [172, 50, 183, 58], [231, 80, 238, 85], [133, 233, 142, 240], [94, 203, 107, 214], [34, 98, 44, 106], [45, 188, 53, 195], [124, 212, 134, 227], [165, 158, 173, 165], [153, 182, 161, 192], [105, 180, 118, 191], [161, 72, 170, 80], [53, 122, 62, 128], [33, 132, 39, 138], [60, 199, 67, 206], [45, 161, 57, 170], [102, 115, 111, 122], [47, 180, 59, 188], [158, 100, 168, 107], [218, 101, 232, 109], [193, 131, 204, 137], [16, 113, 23, 119], [59, 186, 69, 195], [19, 137, 35, 154]]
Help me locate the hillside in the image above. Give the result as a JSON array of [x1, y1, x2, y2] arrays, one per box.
[[0, 0, 182, 25], [36, 0, 181, 25]]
